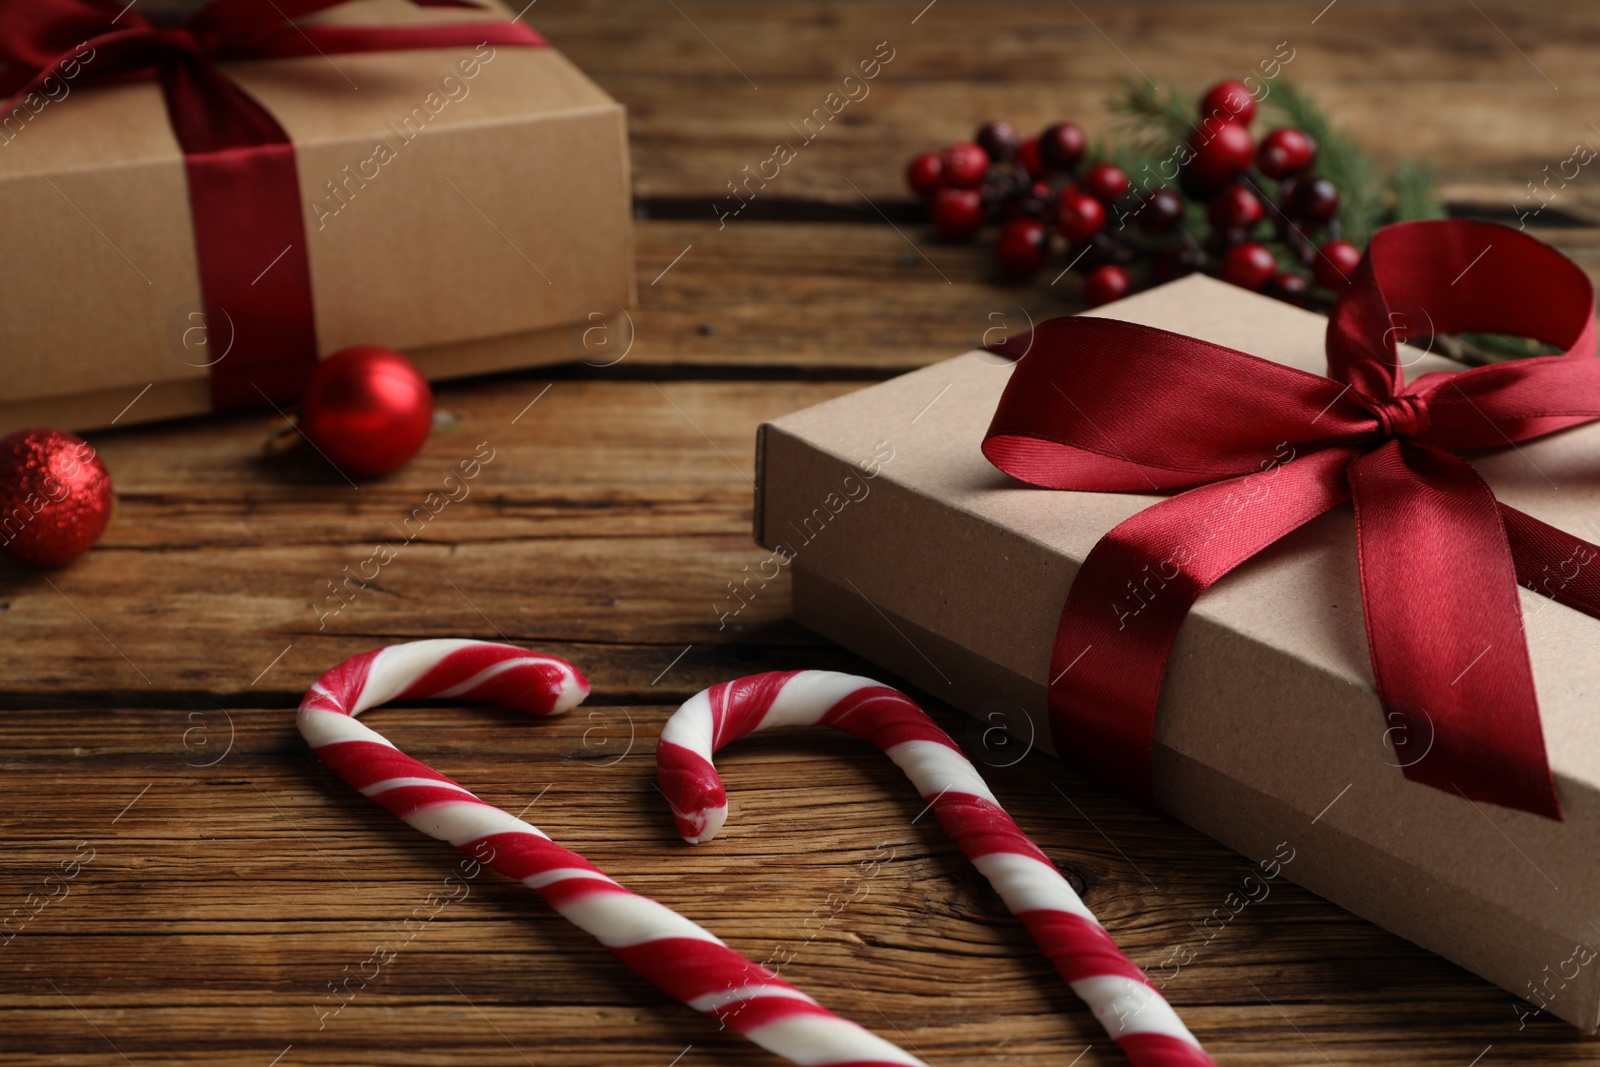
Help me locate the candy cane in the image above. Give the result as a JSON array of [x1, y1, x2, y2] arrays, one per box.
[[657, 670, 1217, 1067], [298, 641, 936, 1066]]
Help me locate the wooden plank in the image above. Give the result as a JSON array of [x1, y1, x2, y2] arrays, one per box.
[[0, 379, 865, 703], [3, 700, 1595, 1064], [530, 0, 1600, 213]]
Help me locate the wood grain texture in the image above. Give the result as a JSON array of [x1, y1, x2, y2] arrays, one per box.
[[4, 2, 1599, 1065], [533, 0, 1600, 215]]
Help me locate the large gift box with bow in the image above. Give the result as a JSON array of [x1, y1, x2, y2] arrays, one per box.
[[0, 0, 632, 434], [754, 220, 1600, 1028]]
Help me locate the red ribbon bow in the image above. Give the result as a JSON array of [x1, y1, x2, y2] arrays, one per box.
[[0, 0, 544, 409], [984, 220, 1600, 820]]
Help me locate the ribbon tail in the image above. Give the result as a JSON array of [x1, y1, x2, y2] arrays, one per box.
[[1500, 504, 1600, 619], [1048, 446, 1356, 805], [1348, 442, 1561, 820]]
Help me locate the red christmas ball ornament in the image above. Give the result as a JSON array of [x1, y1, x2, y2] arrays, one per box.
[[1200, 79, 1257, 127], [299, 346, 434, 478], [1083, 264, 1130, 307], [1186, 121, 1255, 188], [931, 187, 984, 240], [0, 428, 113, 568], [906, 151, 943, 197], [1222, 242, 1278, 290], [995, 218, 1050, 277], [1313, 239, 1363, 289], [1256, 127, 1317, 179], [1055, 187, 1107, 243], [941, 142, 990, 188]]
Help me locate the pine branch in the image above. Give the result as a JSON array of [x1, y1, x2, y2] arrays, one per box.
[[1391, 159, 1445, 221], [1107, 78, 1196, 155]]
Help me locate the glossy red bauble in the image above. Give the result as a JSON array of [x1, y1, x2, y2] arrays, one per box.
[[931, 187, 984, 240], [1038, 122, 1087, 171], [1313, 239, 1363, 289], [941, 142, 990, 188], [1256, 127, 1317, 179], [1221, 242, 1278, 290], [995, 218, 1051, 277], [906, 152, 944, 197], [1207, 184, 1264, 230], [1083, 162, 1130, 203], [300, 346, 434, 478], [1186, 121, 1255, 188], [0, 428, 113, 568], [1055, 187, 1107, 243], [1083, 264, 1131, 307], [1200, 79, 1257, 127]]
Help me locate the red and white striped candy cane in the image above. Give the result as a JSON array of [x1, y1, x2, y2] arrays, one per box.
[[298, 641, 936, 1067], [657, 670, 1217, 1067]]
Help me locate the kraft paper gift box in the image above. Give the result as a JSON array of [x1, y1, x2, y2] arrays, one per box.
[[753, 273, 1600, 1029], [0, 0, 633, 435]]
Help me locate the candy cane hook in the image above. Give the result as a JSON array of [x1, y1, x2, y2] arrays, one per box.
[[298, 641, 933, 1067], [657, 670, 1218, 1067]]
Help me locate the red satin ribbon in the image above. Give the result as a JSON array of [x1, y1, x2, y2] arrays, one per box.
[[984, 220, 1600, 820], [0, 0, 545, 410]]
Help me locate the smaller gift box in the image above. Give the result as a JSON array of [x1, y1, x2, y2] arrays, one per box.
[[754, 243, 1600, 1028], [0, 0, 633, 435]]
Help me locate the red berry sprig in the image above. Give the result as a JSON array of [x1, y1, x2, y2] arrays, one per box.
[[905, 82, 1364, 307]]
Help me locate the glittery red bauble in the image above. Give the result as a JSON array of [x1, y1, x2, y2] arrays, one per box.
[[299, 346, 434, 478], [0, 429, 113, 568]]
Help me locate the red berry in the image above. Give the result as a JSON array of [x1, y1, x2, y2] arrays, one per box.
[[1140, 188, 1185, 234], [975, 120, 1020, 162], [1222, 242, 1278, 290], [1207, 185, 1264, 230], [1272, 271, 1309, 295], [1083, 162, 1130, 203], [995, 218, 1050, 277], [1187, 121, 1255, 187], [1152, 243, 1199, 282], [1257, 128, 1317, 179], [1288, 175, 1340, 223], [1313, 240, 1363, 288], [1083, 264, 1131, 306], [1038, 122, 1087, 171], [1016, 137, 1047, 181], [941, 142, 989, 188], [906, 152, 943, 197], [1055, 187, 1106, 242], [1200, 80, 1258, 127], [931, 187, 984, 239]]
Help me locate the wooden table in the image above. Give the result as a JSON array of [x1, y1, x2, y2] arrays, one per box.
[[6, 3, 1599, 1064]]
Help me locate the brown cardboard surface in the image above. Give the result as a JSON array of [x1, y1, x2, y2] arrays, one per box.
[[756, 273, 1600, 1029], [0, 0, 632, 433]]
